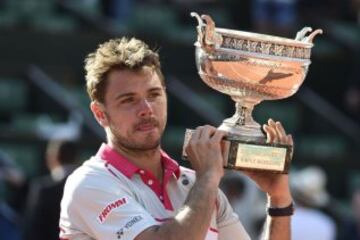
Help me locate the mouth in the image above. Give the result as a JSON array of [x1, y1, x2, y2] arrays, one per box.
[[135, 119, 159, 132]]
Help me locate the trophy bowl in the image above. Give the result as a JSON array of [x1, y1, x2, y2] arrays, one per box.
[[182, 12, 322, 173], [191, 12, 322, 141]]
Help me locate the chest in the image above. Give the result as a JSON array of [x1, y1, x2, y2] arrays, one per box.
[[128, 175, 191, 218]]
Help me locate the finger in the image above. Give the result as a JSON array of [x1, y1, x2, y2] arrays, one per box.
[[287, 134, 294, 158], [263, 124, 276, 143], [268, 118, 277, 128], [286, 134, 293, 146], [221, 140, 230, 166], [211, 130, 228, 165], [275, 121, 287, 143], [211, 130, 227, 142], [266, 120, 291, 144], [190, 126, 204, 141], [268, 119, 280, 140], [199, 125, 217, 140], [263, 124, 273, 143]]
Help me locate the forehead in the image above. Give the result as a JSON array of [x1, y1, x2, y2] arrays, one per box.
[[106, 67, 163, 96]]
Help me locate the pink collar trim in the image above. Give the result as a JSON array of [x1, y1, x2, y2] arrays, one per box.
[[96, 143, 180, 179]]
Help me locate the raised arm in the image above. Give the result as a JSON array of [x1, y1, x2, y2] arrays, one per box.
[[243, 119, 294, 240], [136, 126, 226, 240]]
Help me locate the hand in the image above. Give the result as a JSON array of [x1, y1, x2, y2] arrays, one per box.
[[243, 119, 293, 207], [185, 125, 227, 181], [263, 118, 294, 158]]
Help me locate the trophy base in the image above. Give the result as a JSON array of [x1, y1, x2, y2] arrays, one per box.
[[182, 129, 292, 174]]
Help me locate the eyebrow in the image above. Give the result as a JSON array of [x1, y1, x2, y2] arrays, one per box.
[[115, 92, 134, 100], [114, 87, 163, 100]]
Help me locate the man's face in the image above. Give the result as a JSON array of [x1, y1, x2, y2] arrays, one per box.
[[94, 67, 167, 151]]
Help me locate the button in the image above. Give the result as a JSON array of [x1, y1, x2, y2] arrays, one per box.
[[182, 175, 189, 186], [159, 195, 163, 200], [147, 179, 153, 185], [182, 179, 189, 185], [139, 170, 145, 174]]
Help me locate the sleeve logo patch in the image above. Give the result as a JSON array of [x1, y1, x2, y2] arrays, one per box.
[[116, 216, 143, 239], [98, 197, 127, 224]]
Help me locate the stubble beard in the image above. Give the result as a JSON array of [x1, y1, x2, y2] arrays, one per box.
[[108, 120, 165, 154], [112, 130, 162, 152]]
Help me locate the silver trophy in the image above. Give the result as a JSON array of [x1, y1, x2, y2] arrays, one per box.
[[183, 12, 322, 173]]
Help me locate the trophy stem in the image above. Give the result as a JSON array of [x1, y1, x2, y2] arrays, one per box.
[[219, 100, 265, 142]]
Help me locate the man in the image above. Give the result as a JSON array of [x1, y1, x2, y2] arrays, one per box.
[[24, 140, 78, 240], [59, 37, 294, 240]]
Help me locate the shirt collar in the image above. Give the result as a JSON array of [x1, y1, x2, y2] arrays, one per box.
[[96, 143, 180, 179]]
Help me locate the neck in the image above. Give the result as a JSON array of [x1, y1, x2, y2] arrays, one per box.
[[108, 141, 163, 181]]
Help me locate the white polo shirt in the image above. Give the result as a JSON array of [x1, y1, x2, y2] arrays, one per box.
[[59, 144, 250, 240]]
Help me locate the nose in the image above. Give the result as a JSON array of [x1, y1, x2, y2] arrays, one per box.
[[137, 99, 153, 117]]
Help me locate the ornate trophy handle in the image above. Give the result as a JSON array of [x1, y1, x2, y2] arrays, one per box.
[[295, 27, 323, 43], [191, 12, 223, 52]]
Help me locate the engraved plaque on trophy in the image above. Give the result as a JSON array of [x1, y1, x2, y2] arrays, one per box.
[[182, 12, 322, 174]]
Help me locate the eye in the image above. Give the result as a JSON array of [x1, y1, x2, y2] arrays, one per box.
[[149, 92, 161, 98], [120, 97, 135, 104], [149, 90, 163, 100]]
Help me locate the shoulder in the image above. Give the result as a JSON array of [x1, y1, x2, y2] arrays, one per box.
[[63, 157, 128, 202], [60, 157, 135, 226]]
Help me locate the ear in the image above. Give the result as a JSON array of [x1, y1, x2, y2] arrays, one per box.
[[90, 101, 108, 127]]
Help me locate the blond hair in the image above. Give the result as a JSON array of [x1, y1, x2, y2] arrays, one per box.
[[85, 37, 163, 103]]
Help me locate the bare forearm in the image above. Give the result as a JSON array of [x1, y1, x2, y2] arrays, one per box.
[[249, 120, 294, 240], [137, 126, 226, 240], [138, 173, 220, 240], [168, 174, 219, 238], [262, 215, 291, 240], [261, 195, 292, 240]]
